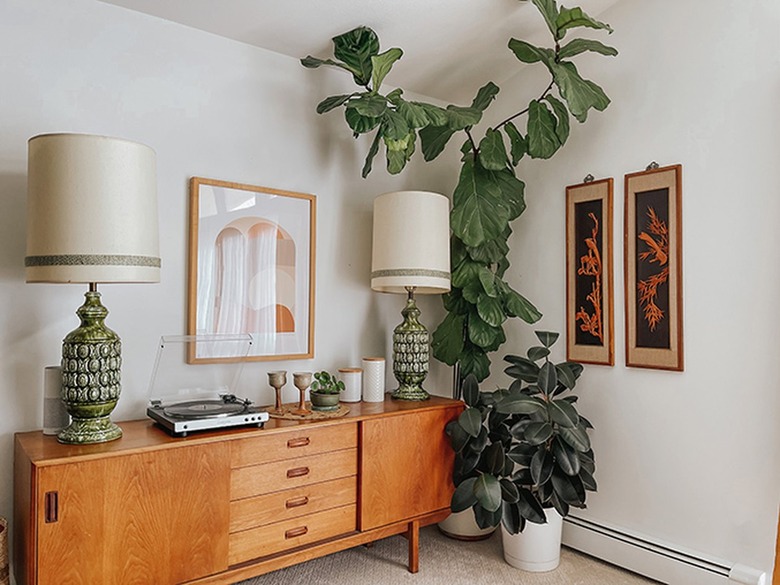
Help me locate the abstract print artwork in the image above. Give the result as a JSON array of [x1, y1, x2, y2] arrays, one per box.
[[566, 178, 614, 365], [624, 164, 683, 371], [188, 178, 315, 362]]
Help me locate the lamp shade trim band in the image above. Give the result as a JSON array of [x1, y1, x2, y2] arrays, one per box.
[[371, 268, 450, 280], [25, 254, 161, 268]]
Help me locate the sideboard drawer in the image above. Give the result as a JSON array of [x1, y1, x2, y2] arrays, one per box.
[[231, 423, 357, 468], [229, 504, 357, 565], [231, 448, 357, 500], [230, 476, 357, 532]]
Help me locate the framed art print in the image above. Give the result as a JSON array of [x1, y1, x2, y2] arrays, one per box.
[[187, 177, 316, 363], [566, 177, 614, 365], [624, 164, 683, 371]]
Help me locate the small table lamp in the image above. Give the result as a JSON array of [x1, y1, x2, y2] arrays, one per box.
[[371, 191, 450, 400], [26, 133, 160, 444]]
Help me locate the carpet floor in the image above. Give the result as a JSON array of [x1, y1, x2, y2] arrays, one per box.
[[236, 526, 663, 584]]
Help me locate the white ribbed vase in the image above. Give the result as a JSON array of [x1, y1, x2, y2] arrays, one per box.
[[361, 357, 385, 402]]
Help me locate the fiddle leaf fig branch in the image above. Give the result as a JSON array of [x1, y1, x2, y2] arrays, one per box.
[[301, 0, 616, 383]]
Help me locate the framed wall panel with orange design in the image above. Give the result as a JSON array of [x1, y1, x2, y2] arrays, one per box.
[[624, 164, 683, 371], [188, 177, 316, 363], [566, 178, 614, 365]]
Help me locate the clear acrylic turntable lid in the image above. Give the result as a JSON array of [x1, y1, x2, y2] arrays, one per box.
[[148, 334, 253, 405]]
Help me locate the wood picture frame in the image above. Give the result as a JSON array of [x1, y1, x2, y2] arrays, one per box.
[[187, 177, 316, 363], [624, 164, 683, 371], [566, 177, 614, 365]]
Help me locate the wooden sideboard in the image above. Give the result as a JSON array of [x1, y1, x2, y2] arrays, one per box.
[[14, 396, 462, 585]]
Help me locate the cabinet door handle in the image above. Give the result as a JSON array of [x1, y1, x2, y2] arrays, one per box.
[[285, 526, 308, 539], [286, 466, 310, 479], [285, 496, 309, 509], [287, 437, 310, 448], [44, 491, 58, 523]]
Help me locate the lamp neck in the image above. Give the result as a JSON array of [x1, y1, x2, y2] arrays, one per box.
[[89, 282, 98, 293], [405, 286, 416, 302]]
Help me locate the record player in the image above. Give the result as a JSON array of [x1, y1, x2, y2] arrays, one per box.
[[146, 334, 269, 437]]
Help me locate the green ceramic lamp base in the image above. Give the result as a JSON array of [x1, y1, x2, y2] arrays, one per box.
[[391, 288, 431, 401], [58, 416, 123, 444], [58, 286, 123, 445]]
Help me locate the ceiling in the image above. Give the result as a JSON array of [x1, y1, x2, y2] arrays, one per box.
[[98, 0, 619, 104]]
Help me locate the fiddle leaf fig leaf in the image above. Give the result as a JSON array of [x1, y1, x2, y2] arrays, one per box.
[[316, 93, 353, 114], [345, 107, 380, 135], [371, 47, 403, 90], [544, 94, 570, 144], [300, 55, 356, 78], [556, 6, 613, 39], [491, 169, 526, 221], [466, 235, 510, 264], [502, 285, 542, 324], [527, 99, 561, 159], [419, 124, 455, 161], [397, 99, 430, 129], [459, 345, 491, 382], [478, 129, 509, 171], [431, 312, 465, 365], [332, 26, 380, 86], [380, 108, 409, 140], [478, 266, 498, 297], [351, 93, 387, 117], [531, 0, 559, 37], [508, 38, 555, 66], [361, 131, 381, 178], [503, 121, 527, 165], [477, 294, 507, 327], [558, 38, 618, 59], [468, 313, 504, 351], [451, 159, 509, 247], [446, 105, 483, 131], [471, 82, 500, 112], [417, 102, 449, 126], [551, 60, 610, 123]]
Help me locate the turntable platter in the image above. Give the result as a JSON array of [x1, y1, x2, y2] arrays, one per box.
[[163, 400, 247, 419]]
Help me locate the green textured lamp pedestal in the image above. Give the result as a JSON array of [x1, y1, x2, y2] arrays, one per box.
[[58, 287, 123, 444], [391, 288, 430, 401]]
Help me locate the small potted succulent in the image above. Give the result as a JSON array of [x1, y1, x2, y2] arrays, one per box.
[[309, 370, 345, 411]]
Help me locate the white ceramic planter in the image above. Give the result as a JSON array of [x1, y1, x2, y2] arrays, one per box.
[[501, 508, 563, 572], [438, 509, 496, 541]]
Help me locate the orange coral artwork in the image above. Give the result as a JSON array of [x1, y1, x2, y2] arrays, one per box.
[[575, 212, 604, 342], [637, 207, 669, 331]]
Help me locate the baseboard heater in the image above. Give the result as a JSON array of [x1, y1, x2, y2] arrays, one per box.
[[563, 515, 766, 585]]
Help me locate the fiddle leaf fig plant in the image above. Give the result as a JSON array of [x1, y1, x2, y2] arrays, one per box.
[[302, 0, 616, 383], [447, 332, 595, 534]]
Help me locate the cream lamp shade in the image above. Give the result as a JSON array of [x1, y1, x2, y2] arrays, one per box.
[[370, 190, 450, 293], [25, 133, 160, 283]]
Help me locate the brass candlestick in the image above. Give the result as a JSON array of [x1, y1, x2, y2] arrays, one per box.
[[267, 371, 287, 415], [293, 372, 312, 415]]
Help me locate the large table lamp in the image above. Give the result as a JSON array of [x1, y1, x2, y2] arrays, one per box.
[[371, 191, 450, 400], [25, 133, 160, 444]]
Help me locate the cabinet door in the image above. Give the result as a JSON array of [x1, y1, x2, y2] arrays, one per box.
[[36, 444, 230, 585], [359, 406, 459, 531]]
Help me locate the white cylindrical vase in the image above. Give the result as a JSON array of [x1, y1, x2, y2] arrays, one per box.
[[338, 368, 362, 403], [362, 357, 385, 402], [501, 508, 563, 572], [43, 366, 69, 436]]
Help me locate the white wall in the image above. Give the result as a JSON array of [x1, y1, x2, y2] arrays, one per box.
[[491, 0, 780, 577], [0, 0, 455, 556]]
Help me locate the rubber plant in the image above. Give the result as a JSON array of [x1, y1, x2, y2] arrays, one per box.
[[447, 332, 595, 533], [301, 0, 616, 384]]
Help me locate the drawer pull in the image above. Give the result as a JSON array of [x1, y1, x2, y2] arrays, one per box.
[[44, 491, 58, 523], [285, 526, 308, 539], [287, 437, 311, 448], [285, 496, 309, 509], [286, 466, 310, 479]]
